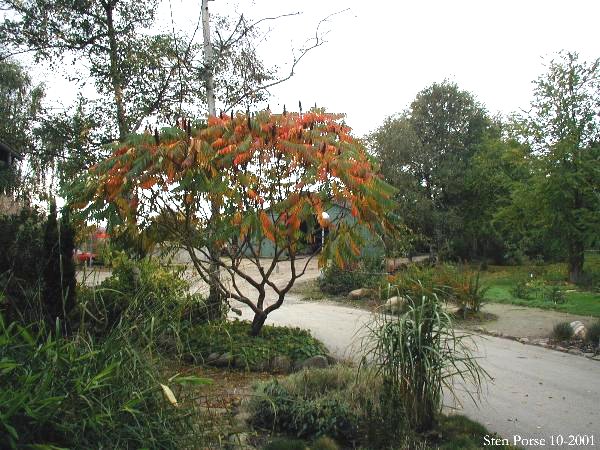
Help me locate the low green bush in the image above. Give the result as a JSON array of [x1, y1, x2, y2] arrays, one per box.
[[435, 265, 488, 313], [585, 321, 600, 348], [319, 257, 384, 296], [186, 319, 328, 368], [0, 314, 207, 449], [248, 366, 380, 444], [552, 322, 573, 341], [510, 279, 535, 300], [77, 256, 208, 339], [386, 264, 488, 313], [542, 285, 566, 304]]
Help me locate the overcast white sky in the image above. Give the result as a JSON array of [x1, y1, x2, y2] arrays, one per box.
[[34, 0, 600, 138]]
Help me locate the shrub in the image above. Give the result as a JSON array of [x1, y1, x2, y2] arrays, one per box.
[[436, 265, 488, 313], [0, 314, 207, 449], [42, 202, 77, 331], [77, 255, 208, 339], [319, 257, 384, 296], [383, 265, 438, 302], [362, 288, 489, 433], [186, 319, 328, 368], [552, 322, 573, 341], [542, 285, 566, 304], [0, 208, 46, 323], [585, 321, 600, 348], [0, 205, 77, 329], [510, 279, 534, 300], [248, 366, 380, 444]]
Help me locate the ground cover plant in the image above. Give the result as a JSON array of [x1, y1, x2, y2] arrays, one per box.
[[249, 366, 516, 450], [248, 365, 381, 445], [186, 319, 328, 369]]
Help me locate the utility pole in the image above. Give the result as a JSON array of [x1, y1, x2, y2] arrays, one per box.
[[202, 0, 222, 319], [202, 0, 216, 116]]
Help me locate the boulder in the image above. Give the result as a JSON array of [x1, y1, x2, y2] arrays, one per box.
[[570, 321, 587, 339], [206, 352, 220, 363], [384, 296, 408, 314], [233, 356, 248, 370], [228, 432, 250, 447], [271, 355, 292, 373], [296, 355, 329, 370], [250, 359, 270, 372], [212, 352, 234, 367], [348, 288, 376, 300]]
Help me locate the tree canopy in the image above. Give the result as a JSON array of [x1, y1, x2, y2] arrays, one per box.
[[71, 109, 397, 334]]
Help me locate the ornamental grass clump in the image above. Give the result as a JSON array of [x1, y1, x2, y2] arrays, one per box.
[[552, 322, 573, 342], [362, 284, 489, 433]]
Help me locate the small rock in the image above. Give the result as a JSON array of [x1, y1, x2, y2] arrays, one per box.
[[570, 321, 587, 339], [228, 432, 250, 447], [213, 352, 234, 367], [518, 337, 530, 344], [200, 406, 228, 415], [232, 411, 251, 429], [271, 355, 292, 373], [592, 355, 600, 362], [250, 360, 270, 372], [297, 355, 329, 370], [555, 346, 568, 352], [384, 296, 408, 314], [568, 348, 583, 355], [583, 353, 595, 359], [206, 352, 220, 362], [348, 288, 376, 300], [474, 326, 485, 333]]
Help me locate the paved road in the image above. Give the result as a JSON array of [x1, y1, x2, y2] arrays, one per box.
[[231, 295, 600, 449]]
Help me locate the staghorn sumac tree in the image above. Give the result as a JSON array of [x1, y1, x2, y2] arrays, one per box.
[[71, 109, 397, 335]]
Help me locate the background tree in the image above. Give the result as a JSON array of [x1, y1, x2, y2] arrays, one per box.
[[71, 110, 397, 334], [0, 0, 200, 141], [514, 51, 600, 282], [0, 1, 334, 197], [0, 60, 45, 198], [369, 81, 492, 260]]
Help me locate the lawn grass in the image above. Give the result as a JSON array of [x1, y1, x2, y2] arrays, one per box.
[[479, 253, 600, 317]]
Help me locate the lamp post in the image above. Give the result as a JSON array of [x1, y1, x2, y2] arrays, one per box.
[[321, 211, 330, 253]]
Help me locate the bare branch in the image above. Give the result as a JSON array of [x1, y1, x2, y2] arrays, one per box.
[[224, 8, 349, 111]]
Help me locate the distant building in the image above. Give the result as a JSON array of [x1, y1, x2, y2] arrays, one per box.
[[246, 202, 385, 259]]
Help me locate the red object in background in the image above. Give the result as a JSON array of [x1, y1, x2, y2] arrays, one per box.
[[75, 250, 96, 264]]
